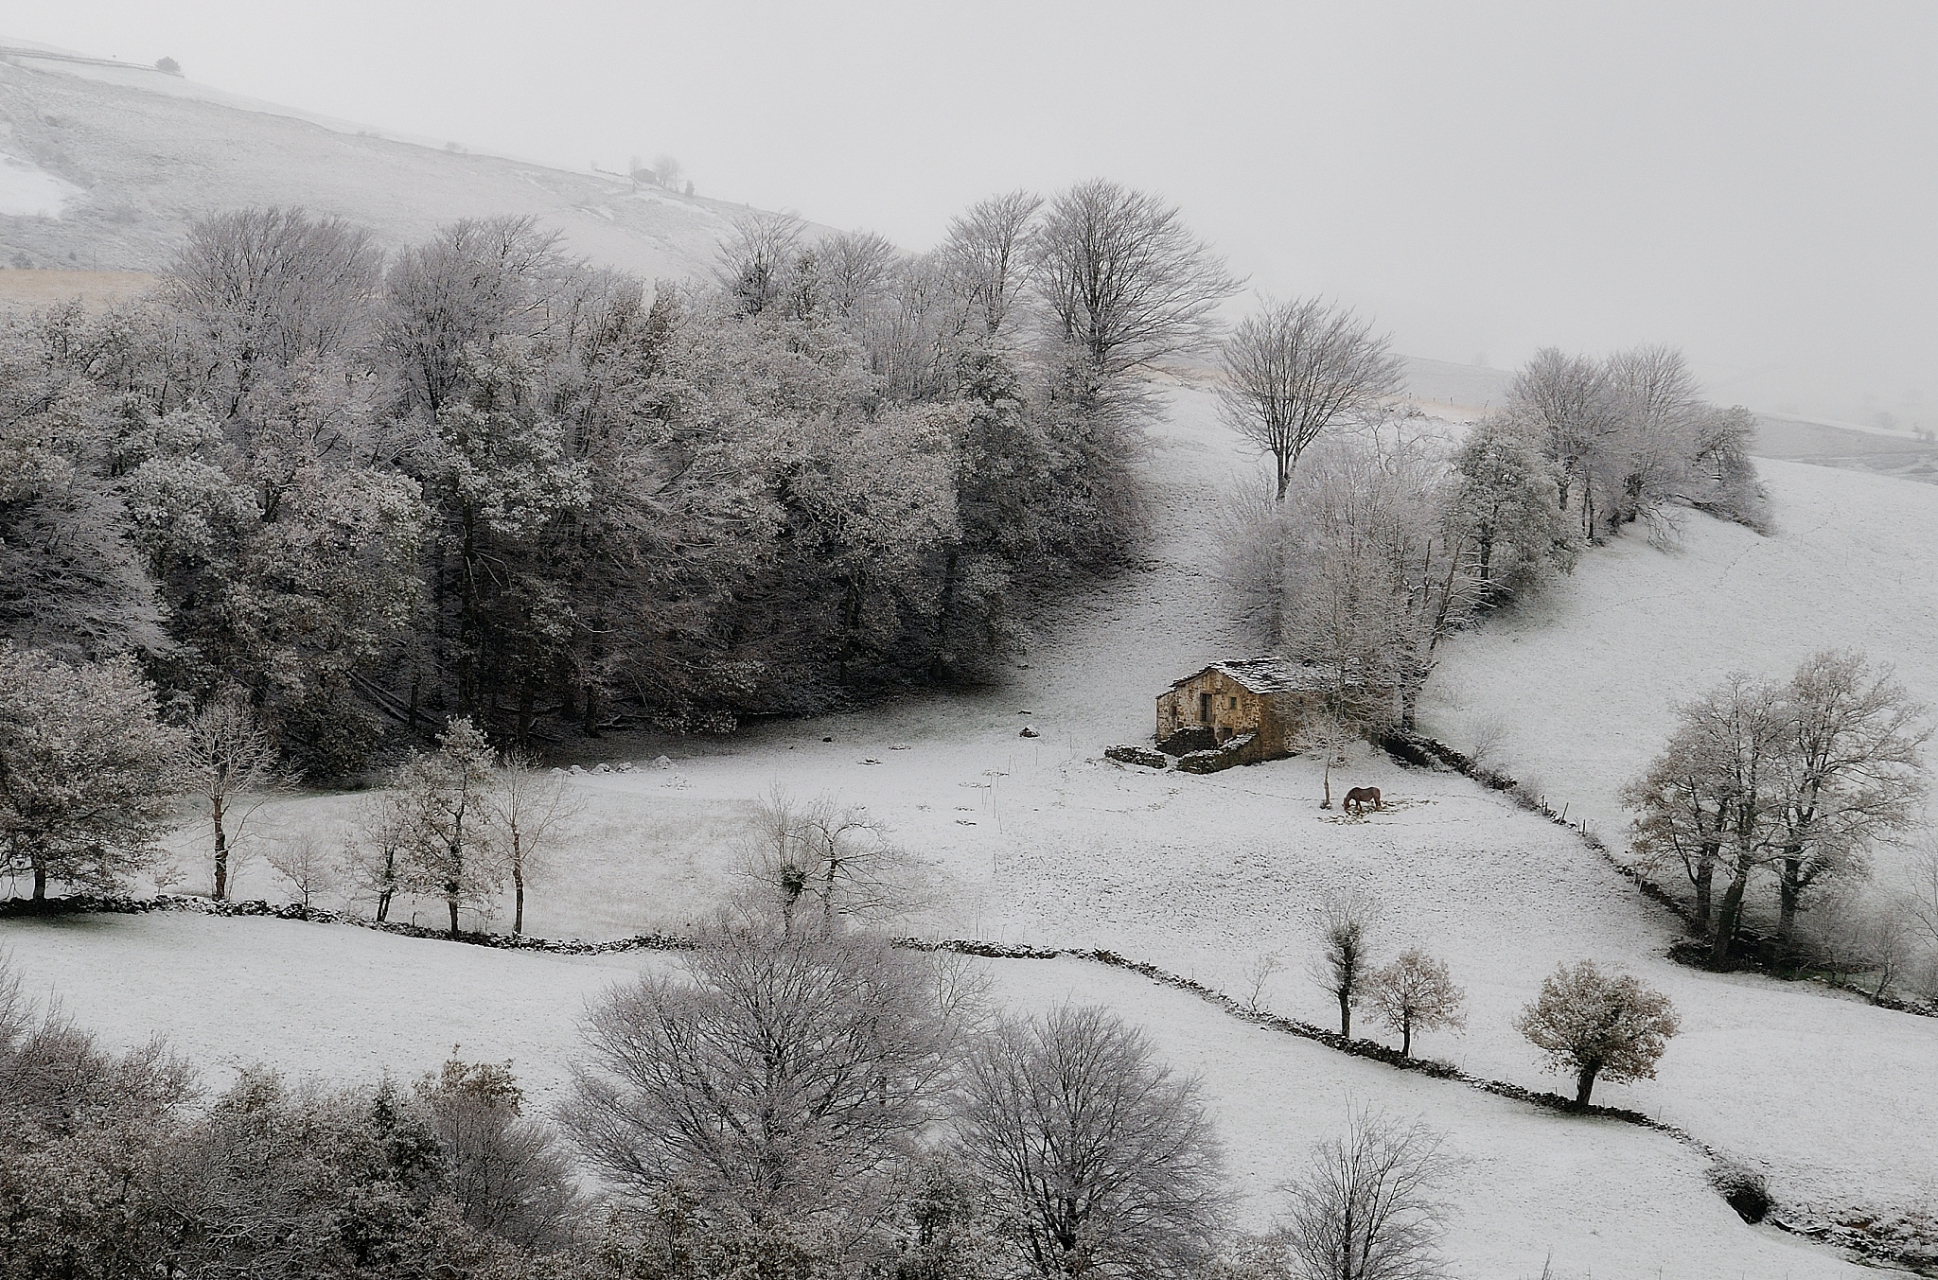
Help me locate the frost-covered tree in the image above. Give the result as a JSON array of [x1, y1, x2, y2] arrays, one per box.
[[166, 206, 384, 419], [1627, 653, 1928, 963], [1309, 887, 1382, 1038], [1767, 651, 1929, 949], [344, 788, 410, 922], [1218, 296, 1404, 502], [1626, 672, 1788, 963], [564, 921, 953, 1233], [180, 681, 289, 900], [941, 190, 1042, 341], [741, 788, 919, 933], [483, 751, 581, 935], [0, 645, 182, 900], [716, 210, 806, 318], [1443, 416, 1576, 603], [1516, 961, 1678, 1107], [1365, 951, 1465, 1059], [1031, 179, 1241, 379], [956, 1003, 1227, 1280], [0, 304, 164, 659], [394, 717, 501, 936]]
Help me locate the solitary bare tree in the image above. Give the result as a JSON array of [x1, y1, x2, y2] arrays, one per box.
[[1309, 887, 1382, 1038], [1219, 297, 1405, 501], [181, 682, 290, 901], [741, 787, 917, 933], [263, 830, 337, 909], [1031, 179, 1241, 379], [955, 1003, 1227, 1280], [483, 752, 582, 935], [1515, 961, 1678, 1108], [1365, 951, 1465, 1059], [1276, 1108, 1452, 1280], [343, 788, 410, 922], [563, 920, 953, 1233]]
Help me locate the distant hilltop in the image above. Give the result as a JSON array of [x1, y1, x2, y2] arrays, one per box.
[[0, 39, 754, 283]]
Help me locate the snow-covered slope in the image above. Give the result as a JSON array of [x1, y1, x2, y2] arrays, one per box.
[[9, 389, 1936, 1276], [1421, 458, 1938, 866], [0, 44, 746, 278]]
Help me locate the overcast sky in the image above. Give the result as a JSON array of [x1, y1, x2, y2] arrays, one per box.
[[11, 2, 1936, 422]]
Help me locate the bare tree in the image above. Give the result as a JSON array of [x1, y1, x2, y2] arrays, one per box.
[[741, 787, 919, 933], [1303, 712, 1360, 811], [1365, 951, 1466, 1058], [650, 154, 685, 190], [343, 788, 410, 922], [483, 752, 583, 935], [181, 682, 290, 901], [1624, 671, 1789, 963], [263, 831, 337, 909], [1515, 961, 1679, 1108], [1276, 1107, 1452, 1280], [563, 920, 953, 1233], [818, 229, 901, 321], [1219, 297, 1405, 501], [942, 190, 1042, 340], [955, 1003, 1227, 1280], [1239, 950, 1286, 1014], [717, 210, 806, 317], [1309, 887, 1381, 1038], [1768, 650, 1929, 950], [1031, 179, 1241, 378]]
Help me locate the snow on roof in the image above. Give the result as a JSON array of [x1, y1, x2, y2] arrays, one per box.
[[1167, 657, 1339, 695]]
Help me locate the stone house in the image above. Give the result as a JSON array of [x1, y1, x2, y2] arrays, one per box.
[[1153, 658, 1336, 766]]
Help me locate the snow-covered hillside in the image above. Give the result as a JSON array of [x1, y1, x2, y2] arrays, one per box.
[[1422, 457, 1938, 871], [0, 43, 748, 278], [7, 386, 1935, 1277]]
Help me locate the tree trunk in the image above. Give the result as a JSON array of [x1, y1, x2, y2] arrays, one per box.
[[376, 887, 393, 923], [581, 683, 599, 738], [447, 897, 460, 939], [513, 866, 525, 936], [1711, 868, 1749, 967], [1400, 1015, 1412, 1058], [1575, 1062, 1601, 1108], [212, 793, 230, 901], [1322, 753, 1333, 810], [1337, 990, 1351, 1039], [1777, 854, 1803, 948], [1691, 849, 1714, 931], [32, 860, 47, 901]]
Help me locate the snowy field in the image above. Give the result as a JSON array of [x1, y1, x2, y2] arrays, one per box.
[[6, 386, 1936, 1276]]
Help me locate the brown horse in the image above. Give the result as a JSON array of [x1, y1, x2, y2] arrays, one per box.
[[1343, 786, 1383, 816]]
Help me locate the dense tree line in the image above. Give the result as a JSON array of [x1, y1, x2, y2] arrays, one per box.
[[0, 182, 1236, 783]]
